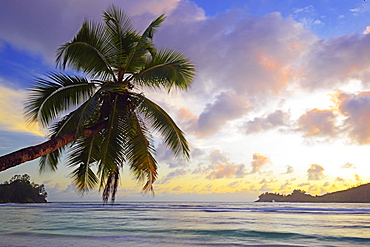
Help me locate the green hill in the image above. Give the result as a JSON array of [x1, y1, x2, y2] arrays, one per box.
[[256, 183, 370, 203]]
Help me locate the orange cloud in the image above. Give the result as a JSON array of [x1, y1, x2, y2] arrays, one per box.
[[257, 53, 300, 93], [250, 153, 271, 174], [297, 108, 337, 138]]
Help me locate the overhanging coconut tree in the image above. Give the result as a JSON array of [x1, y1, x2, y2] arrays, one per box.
[[0, 5, 195, 203]]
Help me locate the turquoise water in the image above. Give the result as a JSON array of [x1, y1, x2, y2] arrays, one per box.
[[1, 202, 370, 246]]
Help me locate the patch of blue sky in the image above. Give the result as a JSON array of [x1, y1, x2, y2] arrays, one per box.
[[191, 0, 370, 38], [0, 42, 52, 89]]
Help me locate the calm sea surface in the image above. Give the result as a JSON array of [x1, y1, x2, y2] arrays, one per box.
[[0, 202, 370, 247]]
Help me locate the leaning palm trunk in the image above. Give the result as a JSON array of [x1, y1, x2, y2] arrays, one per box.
[[0, 121, 107, 172], [0, 5, 195, 203]]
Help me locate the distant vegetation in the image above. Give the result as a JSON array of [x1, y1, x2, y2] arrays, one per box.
[[256, 183, 370, 203], [0, 174, 47, 203]]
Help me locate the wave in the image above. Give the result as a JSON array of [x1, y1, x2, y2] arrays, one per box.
[[2, 202, 370, 215], [5, 228, 370, 245]]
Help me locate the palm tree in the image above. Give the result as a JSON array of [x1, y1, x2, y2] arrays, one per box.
[[0, 5, 195, 203]]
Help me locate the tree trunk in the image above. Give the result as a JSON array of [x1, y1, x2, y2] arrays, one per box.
[[0, 121, 107, 172]]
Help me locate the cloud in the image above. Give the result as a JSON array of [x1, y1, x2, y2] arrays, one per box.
[[298, 182, 310, 187], [259, 178, 276, 184], [196, 91, 250, 137], [242, 110, 290, 134], [155, 142, 189, 168], [297, 108, 337, 138], [340, 162, 356, 169], [322, 182, 330, 187], [0, 0, 181, 61], [307, 164, 325, 180], [192, 150, 247, 180], [279, 180, 291, 190], [156, 6, 316, 116], [335, 177, 345, 183], [172, 185, 182, 191], [249, 153, 271, 174], [259, 184, 273, 192], [282, 165, 294, 174], [209, 150, 228, 164], [354, 174, 362, 184], [227, 181, 239, 188], [308, 184, 319, 192], [206, 163, 246, 179], [160, 169, 187, 184], [300, 33, 370, 90], [333, 91, 370, 144], [364, 26, 370, 35], [176, 108, 198, 134]]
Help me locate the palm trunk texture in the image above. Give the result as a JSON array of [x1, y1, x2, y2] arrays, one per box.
[[0, 121, 107, 172]]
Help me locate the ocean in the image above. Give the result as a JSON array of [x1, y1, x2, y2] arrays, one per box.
[[0, 202, 369, 247]]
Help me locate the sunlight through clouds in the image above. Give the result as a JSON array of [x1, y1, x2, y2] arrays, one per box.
[[1, 0, 370, 201]]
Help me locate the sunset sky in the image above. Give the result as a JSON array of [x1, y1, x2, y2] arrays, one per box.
[[1, 0, 370, 202]]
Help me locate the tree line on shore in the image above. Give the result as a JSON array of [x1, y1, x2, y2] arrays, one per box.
[[256, 183, 370, 203], [0, 174, 47, 203]]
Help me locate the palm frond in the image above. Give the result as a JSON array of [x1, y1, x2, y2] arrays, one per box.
[[97, 94, 125, 190], [103, 5, 134, 35], [24, 73, 97, 127], [45, 81, 130, 138], [123, 109, 158, 194], [68, 135, 100, 193], [38, 145, 66, 173], [134, 93, 190, 159], [102, 171, 119, 204], [103, 5, 141, 75], [134, 48, 195, 91], [56, 20, 115, 80], [123, 14, 166, 74]]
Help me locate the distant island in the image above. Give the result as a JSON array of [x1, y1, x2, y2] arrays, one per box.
[[0, 174, 47, 203], [256, 183, 370, 203]]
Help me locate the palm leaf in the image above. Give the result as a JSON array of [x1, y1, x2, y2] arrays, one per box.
[[103, 5, 141, 75], [38, 145, 66, 172], [134, 93, 190, 159], [134, 48, 195, 91], [123, 109, 158, 193], [123, 14, 166, 74], [24, 73, 97, 127], [97, 94, 125, 190], [68, 135, 100, 193], [56, 20, 115, 80]]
